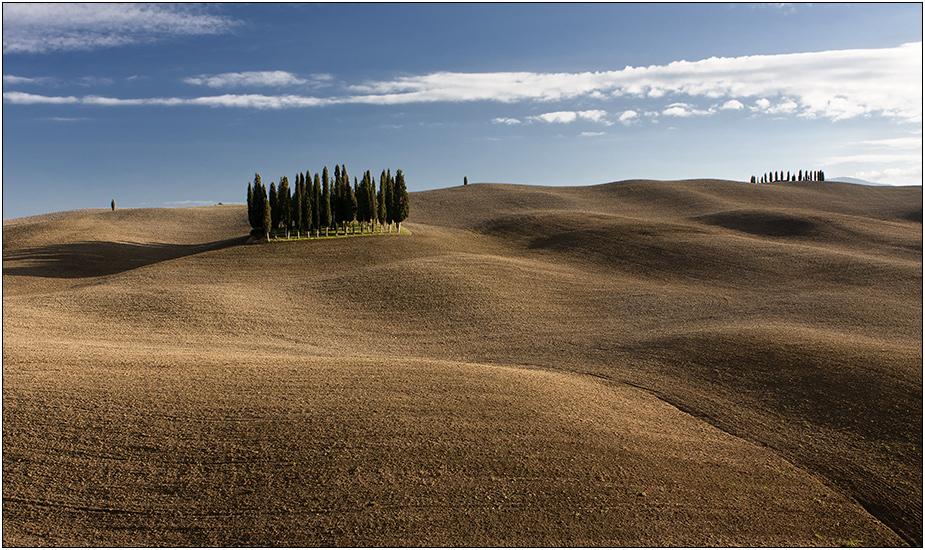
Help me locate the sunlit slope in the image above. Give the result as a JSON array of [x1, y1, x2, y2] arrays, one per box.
[[3, 179, 921, 545]]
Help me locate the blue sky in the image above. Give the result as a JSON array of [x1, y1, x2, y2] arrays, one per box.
[[2, 3, 922, 219]]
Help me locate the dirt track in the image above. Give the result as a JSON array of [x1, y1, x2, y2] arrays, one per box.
[[3, 179, 921, 546]]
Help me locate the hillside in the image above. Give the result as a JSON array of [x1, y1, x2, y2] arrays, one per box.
[[3, 179, 921, 546]]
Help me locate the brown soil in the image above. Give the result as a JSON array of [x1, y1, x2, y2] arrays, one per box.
[[3, 180, 921, 546]]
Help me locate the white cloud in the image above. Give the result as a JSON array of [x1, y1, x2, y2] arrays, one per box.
[[720, 99, 744, 110], [197, 94, 332, 109], [578, 109, 609, 123], [339, 42, 921, 122], [492, 117, 522, 125], [1, 91, 331, 109], [530, 111, 578, 123], [855, 136, 923, 150], [853, 167, 922, 186], [753, 97, 799, 115], [3, 91, 79, 105], [618, 110, 639, 125], [759, 3, 798, 15], [820, 132, 923, 186], [3, 75, 54, 86], [663, 105, 691, 117], [184, 71, 309, 88], [663, 102, 714, 117], [2, 4, 239, 54], [528, 109, 609, 124], [580, 131, 606, 137], [5, 42, 919, 124]]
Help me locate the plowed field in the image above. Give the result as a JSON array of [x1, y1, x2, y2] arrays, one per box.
[[4, 179, 921, 546]]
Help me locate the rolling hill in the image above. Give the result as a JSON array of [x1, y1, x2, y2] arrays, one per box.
[[3, 178, 921, 546]]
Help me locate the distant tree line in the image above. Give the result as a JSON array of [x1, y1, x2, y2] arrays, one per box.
[[750, 170, 825, 184], [247, 165, 409, 242]]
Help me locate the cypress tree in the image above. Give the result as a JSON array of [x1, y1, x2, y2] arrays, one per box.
[[247, 182, 255, 228], [342, 165, 354, 233], [269, 182, 279, 233], [334, 166, 344, 230], [464, 176, 468, 186], [384, 169, 394, 231], [349, 176, 358, 232], [378, 170, 387, 232], [321, 168, 331, 236], [250, 174, 263, 229], [292, 175, 302, 238], [259, 181, 272, 242], [301, 173, 311, 236], [393, 169, 410, 233], [305, 173, 312, 234], [357, 171, 369, 231], [279, 176, 292, 238], [312, 173, 321, 236], [368, 175, 378, 232]]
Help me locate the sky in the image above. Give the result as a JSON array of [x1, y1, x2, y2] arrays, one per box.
[[2, 2, 922, 220]]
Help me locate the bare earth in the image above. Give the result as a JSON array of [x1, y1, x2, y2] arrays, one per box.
[[3, 179, 921, 546]]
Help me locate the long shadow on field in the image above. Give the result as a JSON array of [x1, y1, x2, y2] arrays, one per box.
[[630, 330, 923, 546], [3, 237, 248, 278]]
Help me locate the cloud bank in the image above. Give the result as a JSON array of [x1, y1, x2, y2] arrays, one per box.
[[2, 3, 239, 54], [4, 43, 920, 123]]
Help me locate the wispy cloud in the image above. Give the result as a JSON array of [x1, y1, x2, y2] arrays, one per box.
[[2, 91, 332, 109], [338, 42, 920, 122], [821, 132, 923, 186], [2, 3, 239, 54], [4, 43, 920, 124], [757, 3, 799, 15], [41, 117, 92, 122], [3, 75, 55, 86], [184, 71, 309, 88], [492, 117, 522, 125], [3, 91, 80, 105]]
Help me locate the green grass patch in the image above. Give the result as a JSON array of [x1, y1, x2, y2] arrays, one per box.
[[259, 223, 410, 243]]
